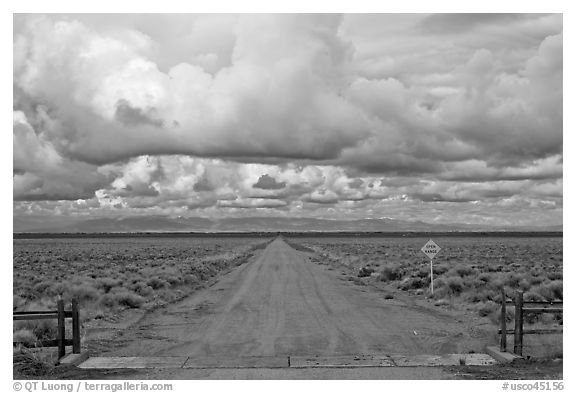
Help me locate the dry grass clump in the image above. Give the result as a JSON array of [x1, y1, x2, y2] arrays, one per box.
[[450, 265, 476, 278], [534, 280, 563, 301], [378, 264, 404, 282], [146, 277, 168, 289], [473, 300, 499, 317], [463, 289, 494, 303], [113, 290, 145, 308], [96, 277, 122, 293], [67, 283, 100, 303], [13, 347, 56, 377], [399, 277, 427, 291], [357, 266, 375, 277], [13, 329, 38, 347]]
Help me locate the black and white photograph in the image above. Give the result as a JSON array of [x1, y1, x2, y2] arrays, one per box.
[[10, 8, 565, 384]]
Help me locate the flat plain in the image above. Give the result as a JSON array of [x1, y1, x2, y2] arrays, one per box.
[[13, 234, 562, 376]]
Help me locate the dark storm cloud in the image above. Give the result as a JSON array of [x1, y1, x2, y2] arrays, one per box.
[[418, 13, 528, 34], [193, 175, 215, 192], [338, 149, 444, 176], [253, 174, 286, 190], [218, 198, 288, 209], [13, 188, 98, 202], [438, 156, 563, 183], [410, 193, 477, 203], [441, 169, 563, 182]]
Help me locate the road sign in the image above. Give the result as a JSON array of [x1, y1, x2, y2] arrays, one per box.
[[421, 239, 441, 260], [421, 239, 441, 295]]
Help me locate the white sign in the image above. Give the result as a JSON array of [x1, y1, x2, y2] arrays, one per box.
[[421, 239, 441, 295], [421, 239, 441, 260]]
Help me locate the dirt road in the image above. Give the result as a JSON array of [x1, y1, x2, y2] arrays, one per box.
[[105, 238, 486, 359]]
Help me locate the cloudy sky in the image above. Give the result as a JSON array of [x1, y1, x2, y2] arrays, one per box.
[[12, 13, 563, 227]]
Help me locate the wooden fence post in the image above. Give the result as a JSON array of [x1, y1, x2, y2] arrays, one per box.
[[514, 290, 524, 356], [57, 299, 65, 358], [72, 299, 80, 354], [500, 288, 507, 352]]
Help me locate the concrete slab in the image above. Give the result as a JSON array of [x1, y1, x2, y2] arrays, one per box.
[[486, 346, 524, 364], [390, 353, 498, 367], [134, 367, 455, 379], [58, 353, 89, 366], [77, 353, 498, 370], [183, 356, 289, 369], [290, 354, 395, 368], [78, 356, 188, 369]]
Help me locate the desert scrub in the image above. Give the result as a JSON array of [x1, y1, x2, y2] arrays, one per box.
[[98, 293, 118, 308], [66, 284, 100, 304], [183, 273, 200, 285], [399, 277, 426, 291], [13, 329, 38, 347], [534, 280, 563, 301], [450, 265, 476, 278], [96, 277, 122, 293], [504, 272, 523, 287], [529, 275, 545, 286], [524, 290, 548, 302], [357, 266, 375, 277], [547, 280, 563, 299], [129, 282, 154, 297], [445, 276, 465, 295], [31, 281, 53, 296], [474, 300, 499, 317], [146, 277, 168, 290], [433, 264, 449, 275], [13, 295, 27, 310], [378, 264, 403, 282], [487, 305, 515, 324], [13, 347, 57, 378], [464, 289, 495, 303], [111, 289, 145, 309], [14, 318, 58, 343], [477, 272, 492, 283]]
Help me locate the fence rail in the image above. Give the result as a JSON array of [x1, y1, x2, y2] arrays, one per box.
[[499, 289, 562, 356], [13, 299, 80, 359]]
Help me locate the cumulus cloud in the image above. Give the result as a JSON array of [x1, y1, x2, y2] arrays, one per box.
[[13, 14, 370, 165], [12, 14, 563, 227], [13, 110, 109, 201], [14, 14, 562, 170]]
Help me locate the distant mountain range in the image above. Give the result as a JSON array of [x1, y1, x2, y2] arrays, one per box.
[[13, 215, 563, 233]]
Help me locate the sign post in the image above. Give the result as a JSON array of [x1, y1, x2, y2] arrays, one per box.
[[421, 239, 441, 295]]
